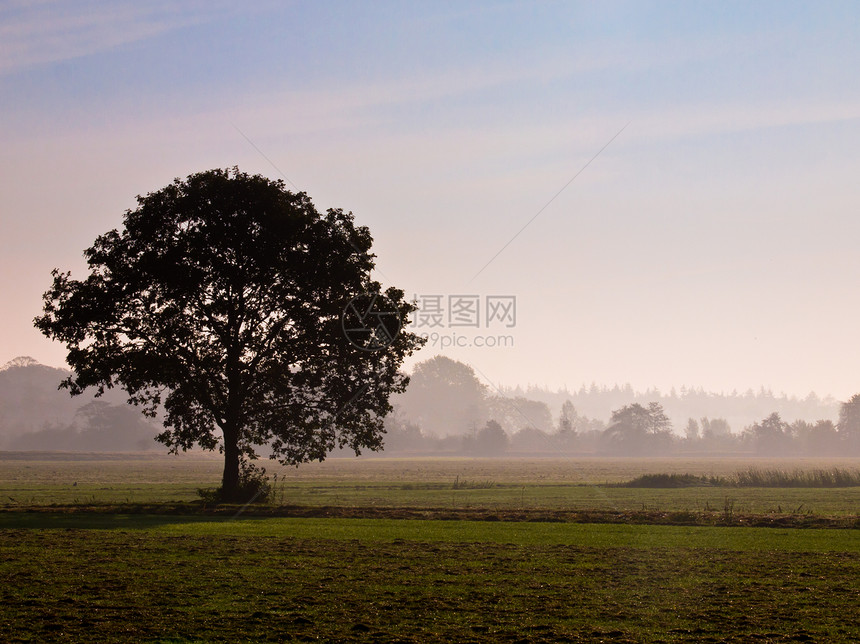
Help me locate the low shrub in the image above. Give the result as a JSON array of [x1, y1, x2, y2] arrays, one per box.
[[197, 460, 272, 504], [620, 473, 721, 488]]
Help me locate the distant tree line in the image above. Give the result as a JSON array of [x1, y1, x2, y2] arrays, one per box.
[[385, 357, 860, 457], [7, 400, 159, 452], [3, 355, 858, 456], [0, 358, 160, 451], [500, 381, 838, 436]]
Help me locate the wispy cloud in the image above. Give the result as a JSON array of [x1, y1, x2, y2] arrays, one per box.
[[634, 99, 860, 143], [0, 0, 245, 74]]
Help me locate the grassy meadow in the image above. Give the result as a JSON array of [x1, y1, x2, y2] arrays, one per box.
[[1, 453, 859, 642], [3, 453, 860, 516]]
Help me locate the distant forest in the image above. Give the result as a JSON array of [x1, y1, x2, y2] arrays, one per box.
[[385, 356, 859, 457], [2, 356, 858, 456], [500, 382, 838, 434], [0, 357, 159, 451]]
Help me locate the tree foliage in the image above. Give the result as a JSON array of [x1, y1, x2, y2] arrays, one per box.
[[838, 394, 860, 442], [474, 419, 509, 455], [601, 402, 674, 454], [742, 412, 790, 454], [395, 356, 486, 435], [609, 402, 672, 435], [35, 168, 424, 500]]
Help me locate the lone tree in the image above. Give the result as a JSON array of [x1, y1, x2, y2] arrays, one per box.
[[474, 419, 509, 456], [35, 168, 424, 501], [601, 402, 673, 455], [838, 393, 860, 452]]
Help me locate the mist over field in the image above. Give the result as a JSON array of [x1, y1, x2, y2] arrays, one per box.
[[2, 355, 854, 458], [3, 4, 860, 643]]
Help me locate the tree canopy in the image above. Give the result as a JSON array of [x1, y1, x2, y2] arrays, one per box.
[[35, 168, 424, 500], [838, 394, 860, 449], [601, 402, 673, 454], [395, 355, 487, 435]]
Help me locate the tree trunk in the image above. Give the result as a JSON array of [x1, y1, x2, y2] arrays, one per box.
[[222, 352, 243, 502], [221, 424, 240, 502], [221, 348, 247, 503]]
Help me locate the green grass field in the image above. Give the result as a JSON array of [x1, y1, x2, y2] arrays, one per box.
[[1, 454, 859, 642], [3, 454, 860, 516]]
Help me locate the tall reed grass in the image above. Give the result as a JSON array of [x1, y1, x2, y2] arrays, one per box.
[[621, 468, 860, 488]]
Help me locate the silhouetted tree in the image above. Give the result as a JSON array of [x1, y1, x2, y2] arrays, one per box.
[[601, 402, 674, 455], [646, 402, 671, 433], [684, 418, 700, 441], [381, 411, 425, 453], [396, 356, 486, 436], [0, 358, 104, 443], [838, 393, 860, 452], [474, 419, 509, 455], [558, 400, 577, 433], [553, 400, 579, 451], [694, 417, 737, 452], [791, 419, 841, 455], [510, 426, 553, 453], [35, 168, 423, 501], [486, 395, 553, 434], [745, 412, 791, 455], [701, 417, 731, 437], [10, 400, 159, 451]]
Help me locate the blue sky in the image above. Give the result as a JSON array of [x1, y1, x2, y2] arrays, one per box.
[[2, 1, 859, 400]]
